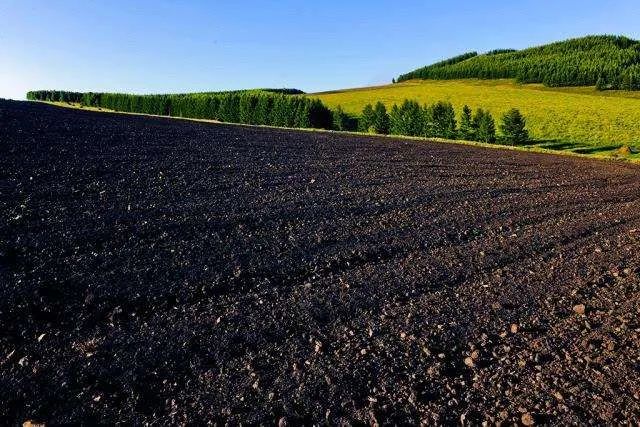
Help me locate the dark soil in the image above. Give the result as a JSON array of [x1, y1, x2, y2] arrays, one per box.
[[1, 100, 639, 425]]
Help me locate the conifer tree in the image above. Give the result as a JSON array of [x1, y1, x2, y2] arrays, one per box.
[[360, 104, 376, 132], [459, 105, 473, 140], [332, 106, 350, 131], [389, 100, 423, 136], [500, 108, 529, 145], [429, 101, 457, 139], [474, 109, 496, 143], [372, 102, 390, 134]]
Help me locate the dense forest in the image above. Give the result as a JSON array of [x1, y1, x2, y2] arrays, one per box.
[[26, 89, 331, 129], [397, 35, 640, 90]]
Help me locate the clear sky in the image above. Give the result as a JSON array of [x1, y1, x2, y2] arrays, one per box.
[[2, 0, 639, 99]]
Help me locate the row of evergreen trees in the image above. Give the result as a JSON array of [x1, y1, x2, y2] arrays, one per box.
[[397, 35, 640, 90], [27, 90, 528, 144], [26, 90, 332, 129], [335, 101, 528, 145]]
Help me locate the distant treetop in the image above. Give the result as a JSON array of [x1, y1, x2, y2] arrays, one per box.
[[396, 35, 640, 90]]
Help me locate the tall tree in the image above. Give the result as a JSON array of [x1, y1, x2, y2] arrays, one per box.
[[473, 109, 496, 143], [459, 105, 473, 140], [372, 102, 390, 134], [360, 104, 376, 132], [500, 108, 529, 145]]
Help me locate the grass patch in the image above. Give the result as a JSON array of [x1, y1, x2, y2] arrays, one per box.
[[312, 79, 640, 147], [41, 100, 640, 165]]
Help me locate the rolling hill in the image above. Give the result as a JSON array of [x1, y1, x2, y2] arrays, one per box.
[[397, 35, 640, 90]]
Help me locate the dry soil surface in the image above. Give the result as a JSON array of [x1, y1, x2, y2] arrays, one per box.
[[1, 100, 639, 425]]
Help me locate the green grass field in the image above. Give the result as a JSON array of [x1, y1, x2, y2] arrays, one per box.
[[312, 79, 640, 151]]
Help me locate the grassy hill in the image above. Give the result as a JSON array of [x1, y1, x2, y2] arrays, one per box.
[[397, 35, 640, 90], [313, 79, 640, 149]]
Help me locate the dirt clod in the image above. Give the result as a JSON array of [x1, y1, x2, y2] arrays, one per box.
[[521, 412, 535, 426], [1, 101, 639, 425]]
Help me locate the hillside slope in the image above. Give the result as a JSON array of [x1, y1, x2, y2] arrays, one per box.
[[313, 79, 640, 147], [397, 35, 640, 90]]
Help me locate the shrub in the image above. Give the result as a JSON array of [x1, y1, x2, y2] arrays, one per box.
[[332, 106, 358, 131]]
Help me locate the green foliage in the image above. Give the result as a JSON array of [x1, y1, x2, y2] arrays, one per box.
[[397, 35, 640, 90], [473, 109, 496, 143], [26, 89, 332, 130], [332, 106, 359, 131], [372, 102, 390, 134], [486, 49, 517, 56], [360, 104, 376, 132], [620, 64, 640, 90], [27, 90, 84, 103], [401, 52, 478, 81], [459, 105, 474, 140], [425, 101, 456, 139], [389, 100, 424, 136], [500, 108, 529, 145]]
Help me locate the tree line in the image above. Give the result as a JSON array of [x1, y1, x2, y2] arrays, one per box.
[[397, 35, 640, 90], [27, 90, 529, 144], [27, 90, 332, 129], [334, 101, 528, 145]]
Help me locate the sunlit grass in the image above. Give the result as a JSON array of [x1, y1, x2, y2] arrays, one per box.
[[43, 100, 640, 164], [312, 79, 640, 147]]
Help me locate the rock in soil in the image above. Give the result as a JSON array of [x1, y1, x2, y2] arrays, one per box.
[[1, 100, 639, 424]]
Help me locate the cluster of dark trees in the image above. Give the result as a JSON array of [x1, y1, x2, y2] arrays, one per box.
[[26, 90, 85, 103], [27, 90, 528, 144], [26, 90, 332, 129], [397, 35, 640, 90], [335, 100, 528, 145]]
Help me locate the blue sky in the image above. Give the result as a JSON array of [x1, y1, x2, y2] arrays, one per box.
[[1, 0, 639, 99]]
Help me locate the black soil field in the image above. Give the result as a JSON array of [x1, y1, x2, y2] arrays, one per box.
[[1, 100, 639, 425]]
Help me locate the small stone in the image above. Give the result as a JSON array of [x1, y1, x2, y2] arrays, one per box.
[[573, 304, 586, 315], [360, 348, 367, 355], [521, 412, 535, 426], [510, 324, 518, 333], [400, 332, 407, 339], [37, 333, 46, 342], [464, 357, 475, 368], [470, 350, 480, 360]]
